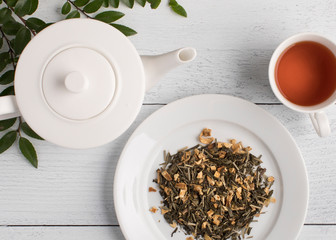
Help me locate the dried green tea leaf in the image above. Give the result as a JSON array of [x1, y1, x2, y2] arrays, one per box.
[[0, 131, 17, 154], [94, 10, 124, 23], [110, 23, 137, 36], [61, 2, 71, 15], [21, 122, 44, 140], [154, 129, 275, 240], [19, 137, 38, 168]]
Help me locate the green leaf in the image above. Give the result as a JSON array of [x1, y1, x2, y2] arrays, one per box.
[[19, 137, 38, 168], [135, 0, 145, 7], [109, 0, 119, 8], [61, 2, 71, 15], [0, 86, 15, 96], [83, 0, 103, 13], [27, 0, 38, 15], [110, 23, 137, 36], [37, 22, 53, 32], [0, 131, 17, 154], [15, 0, 31, 17], [13, 27, 31, 54], [94, 11, 124, 23], [0, 118, 16, 131], [147, 0, 160, 9], [0, 8, 11, 18], [3, 21, 24, 35], [74, 0, 90, 7], [6, 0, 18, 7], [21, 122, 43, 140], [0, 8, 11, 24], [169, 0, 187, 17], [10, 38, 15, 48], [0, 52, 10, 72], [121, 0, 134, 8], [66, 10, 80, 19], [0, 8, 14, 24], [103, 0, 109, 7], [26, 17, 46, 32], [0, 70, 15, 85], [15, 0, 38, 16], [0, 38, 3, 49]]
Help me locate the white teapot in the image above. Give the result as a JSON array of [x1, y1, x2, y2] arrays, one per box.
[[0, 19, 196, 148]]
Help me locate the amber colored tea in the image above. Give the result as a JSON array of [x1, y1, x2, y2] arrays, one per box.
[[275, 41, 336, 106]]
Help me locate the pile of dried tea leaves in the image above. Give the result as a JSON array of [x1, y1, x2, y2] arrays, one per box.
[[151, 128, 275, 240]]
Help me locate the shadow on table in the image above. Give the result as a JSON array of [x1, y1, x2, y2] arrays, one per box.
[[230, 48, 277, 103]]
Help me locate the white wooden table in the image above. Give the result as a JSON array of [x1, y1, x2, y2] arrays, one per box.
[[1, 0, 336, 239]]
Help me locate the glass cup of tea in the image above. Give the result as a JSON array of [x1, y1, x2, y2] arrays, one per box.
[[269, 33, 336, 137]]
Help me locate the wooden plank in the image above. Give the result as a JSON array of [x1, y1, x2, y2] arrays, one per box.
[[0, 104, 335, 225], [0, 225, 335, 240], [0, 226, 124, 240]]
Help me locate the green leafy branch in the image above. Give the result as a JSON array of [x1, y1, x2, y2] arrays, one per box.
[[62, 0, 137, 36], [61, 0, 187, 36], [0, 0, 49, 168]]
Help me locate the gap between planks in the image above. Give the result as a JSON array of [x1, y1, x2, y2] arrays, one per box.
[[2, 224, 336, 227], [143, 103, 284, 106]]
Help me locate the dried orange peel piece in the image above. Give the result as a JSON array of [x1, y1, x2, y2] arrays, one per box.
[[149, 207, 158, 213], [199, 128, 214, 144]]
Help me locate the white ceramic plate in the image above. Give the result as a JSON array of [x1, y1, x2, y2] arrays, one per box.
[[114, 94, 308, 240]]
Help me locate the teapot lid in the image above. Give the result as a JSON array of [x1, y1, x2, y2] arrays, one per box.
[[15, 19, 145, 148]]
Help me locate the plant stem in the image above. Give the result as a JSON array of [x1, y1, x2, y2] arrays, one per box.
[[3, 0, 37, 36], [0, 26, 16, 69], [17, 117, 22, 137], [67, 0, 93, 18]]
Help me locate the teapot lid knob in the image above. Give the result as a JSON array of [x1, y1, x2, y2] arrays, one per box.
[[64, 72, 89, 93]]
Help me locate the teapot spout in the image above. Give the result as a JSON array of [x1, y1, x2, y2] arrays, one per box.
[[141, 47, 196, 91]]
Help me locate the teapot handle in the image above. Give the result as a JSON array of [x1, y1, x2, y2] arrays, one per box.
[[0, 95, 21, 121]]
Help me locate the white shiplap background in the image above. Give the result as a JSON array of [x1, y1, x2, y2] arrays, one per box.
[[0, 0, 336, 239]]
